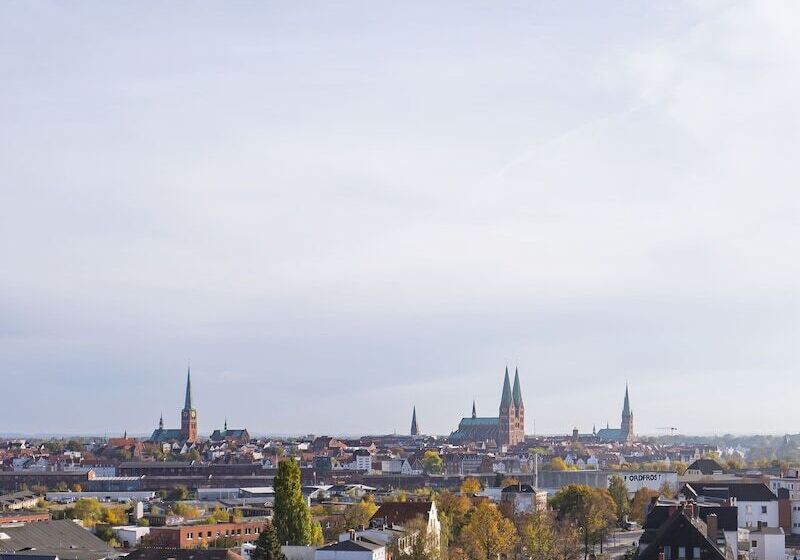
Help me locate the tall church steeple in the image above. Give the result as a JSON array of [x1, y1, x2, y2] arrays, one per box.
[[184, 366, 193, 411], [410, 406, 420, 436], [512, 367, 523, 408], [621, 383, 633, 443], [181, 364, 198, 443], [471, 400, 477, 419]]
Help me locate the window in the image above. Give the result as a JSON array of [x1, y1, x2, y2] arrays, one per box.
[[664, 545, 671, 558], [762, 506, 767, 514], [187, 532, 193, 540], [746, 505, 752, 514], [752, 540, 758, 548], [693, 547, 701, 558], [678, 546, 686, 558]]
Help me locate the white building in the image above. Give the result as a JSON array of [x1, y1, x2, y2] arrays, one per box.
[[745, 527, 785, 560], [680, 483, 779, 529], [316, 536, 385, 560], [113, 525, 150, 548]]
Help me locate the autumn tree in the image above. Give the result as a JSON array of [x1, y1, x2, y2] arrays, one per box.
[[630, 488, 659, 524], [343, 498, 378, 529], [460, 478, 482, 495], [423, 451, 443, 474], [435, 491, 472, 545], [550, 457, 569, 471], [459, 501, 517, 560], [273, 459, 314, 545], [521, 511, 557, 560], [551, 485, 616, 559], [607, 475, 630, 523]]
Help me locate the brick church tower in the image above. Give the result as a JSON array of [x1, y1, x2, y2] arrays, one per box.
[[181, 367, 198, 443], [621, 384, 633, 443], [499, 367, 525, 447]]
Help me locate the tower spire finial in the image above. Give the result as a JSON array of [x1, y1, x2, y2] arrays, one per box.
[[410, 405, 420, 436], [184, 363, 193, 411], [472, 399, 477, 418]]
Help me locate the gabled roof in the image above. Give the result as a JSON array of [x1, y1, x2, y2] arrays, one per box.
[[126, 548, 244, 560], [371, 501, 434, 526], [686, 458, 725, 474], [682, 482, 777, 502], [318, 539, 382, 552], [0, 520, 117, 560], [638, 510, 725, 560]]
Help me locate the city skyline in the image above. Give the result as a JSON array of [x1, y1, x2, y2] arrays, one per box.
[[3, 2, 800, 435]]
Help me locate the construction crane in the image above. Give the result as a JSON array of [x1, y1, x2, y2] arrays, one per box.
[[658, 427, 679, 435]]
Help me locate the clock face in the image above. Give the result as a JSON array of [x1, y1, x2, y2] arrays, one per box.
[[191, 410, 196, 418]]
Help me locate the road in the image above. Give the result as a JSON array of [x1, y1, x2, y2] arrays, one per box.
[[601, 529, 643, 559]]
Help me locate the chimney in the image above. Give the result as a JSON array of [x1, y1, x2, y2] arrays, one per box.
[[349, 529, 356, 541], [706, 513, 718, 544]]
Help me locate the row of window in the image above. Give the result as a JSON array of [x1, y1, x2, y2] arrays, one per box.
[[186, 526, 262, 540], [662, 545, 702, 559]]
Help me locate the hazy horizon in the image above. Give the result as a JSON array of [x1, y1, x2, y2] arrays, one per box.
[[2, 1, 800, 436]]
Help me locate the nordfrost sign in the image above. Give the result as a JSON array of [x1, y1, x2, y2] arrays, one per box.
[[615, 472, 678, 494]]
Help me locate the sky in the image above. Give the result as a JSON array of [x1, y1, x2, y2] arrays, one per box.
[[1, 1, 799, 437]]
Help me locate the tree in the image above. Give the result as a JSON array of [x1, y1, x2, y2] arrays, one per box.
[[521, 511, 557, 560], [459, 501, 517, 560], [551, 485, 616, 559], [672, 461, 688, 475], [630, 488, 659, 524], [309, 521, 324, 546], [607, 475, 630, 523], [423, 451, 443, 475], [251, 521, 286, 560], [102, 507, 128, 525], [460, 478, 482, 495], [435, 491, 471, 544], [394, 516, 439, 560], [169, 485, 190, 500], [658, 481, 675, 498], [72, 483, 83, 493], [343, 499, 378, 529], [273, 459, 314, 545], [68, 498, 103, 526], [551, 457, 569, 471]]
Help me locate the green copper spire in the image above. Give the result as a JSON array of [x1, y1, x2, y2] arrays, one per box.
[[184, 365, 193, 411], [622, 383, 631, 417], [512, 367, 523, 408], [500, 366, 512, 409], [410, 406, 419, 436]]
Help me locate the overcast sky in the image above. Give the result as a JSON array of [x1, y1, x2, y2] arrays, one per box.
[[1, 1, 799, 437]]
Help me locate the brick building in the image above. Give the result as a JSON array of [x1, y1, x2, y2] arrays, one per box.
[[148, 520, 267, 548]]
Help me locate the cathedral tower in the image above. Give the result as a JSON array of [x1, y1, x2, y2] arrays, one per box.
[[498, 367, 516, 447], [181, 366, 198, 443], [621, 384, 633, 443]]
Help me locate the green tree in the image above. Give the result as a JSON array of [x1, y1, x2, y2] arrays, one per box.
[[607, 475, 630, 523], [169, 485, 190, 500], [521, 511, 557, 560], [252, 521, 286, 560], [309, 521, 324, 546], [343, 499, 378, 529], [273, 459, 313, 545], [459, 501, 517, 560], [422, 451, 443, 474]]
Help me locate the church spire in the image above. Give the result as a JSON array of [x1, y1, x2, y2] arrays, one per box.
[[500, 366, 512, 409], [224, 417, 228, 432], [471, 400, 477, 418], [622, 383, 631, 417], [512, 367, 523, 408], [410, 406, 420, 436], [184, 365, 193, 411], [159, 412, 164, 430]]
